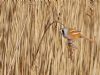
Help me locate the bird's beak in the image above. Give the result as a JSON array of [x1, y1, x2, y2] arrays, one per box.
[[59, 28, 62, 34], [59, 25, 64, 31], [59, 24, 65, 35]]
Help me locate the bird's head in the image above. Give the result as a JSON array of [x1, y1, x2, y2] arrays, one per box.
[[59, 25, 68, 38]]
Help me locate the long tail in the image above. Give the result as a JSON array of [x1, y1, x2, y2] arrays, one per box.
[[81, 35, 96, 43]]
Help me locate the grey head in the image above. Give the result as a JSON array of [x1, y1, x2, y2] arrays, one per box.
[[60, 25, 68, 38]]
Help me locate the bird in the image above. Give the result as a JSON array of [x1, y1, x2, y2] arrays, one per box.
[[60, 25, 95, 42], [60, 25, 95, 60]]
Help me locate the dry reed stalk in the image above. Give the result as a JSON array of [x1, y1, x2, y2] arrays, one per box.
[[0, 0, 99, 75]]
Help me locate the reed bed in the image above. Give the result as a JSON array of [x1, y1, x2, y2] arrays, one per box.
[[0, 0, 100, 75]]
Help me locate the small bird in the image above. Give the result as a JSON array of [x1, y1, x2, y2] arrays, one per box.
[[60, 26, 95, 42], [60, 25, 95, 60]]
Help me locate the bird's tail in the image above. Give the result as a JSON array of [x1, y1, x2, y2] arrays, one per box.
[[81, 35, 96, 43]]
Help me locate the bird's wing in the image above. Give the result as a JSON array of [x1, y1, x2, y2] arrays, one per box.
[[68, 28, 81, 39]]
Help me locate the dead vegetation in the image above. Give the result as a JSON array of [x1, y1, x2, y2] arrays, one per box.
[[0, 0, 100, 75]]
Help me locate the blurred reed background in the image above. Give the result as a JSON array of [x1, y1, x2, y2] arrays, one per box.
[[0, 0, 100, 75]]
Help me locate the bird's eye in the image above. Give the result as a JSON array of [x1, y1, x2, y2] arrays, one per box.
[[62, 29, 64, 35]]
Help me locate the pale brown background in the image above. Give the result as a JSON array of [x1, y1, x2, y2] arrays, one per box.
[[0, 0, 100, 75]]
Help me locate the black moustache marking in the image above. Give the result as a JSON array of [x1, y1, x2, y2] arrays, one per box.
[[62, 29, 65, 35]]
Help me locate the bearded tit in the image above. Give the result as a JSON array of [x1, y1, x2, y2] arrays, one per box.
[[60, 26, 95, 42], [59, 25, 96, 61], [60, 26, 81, 40]]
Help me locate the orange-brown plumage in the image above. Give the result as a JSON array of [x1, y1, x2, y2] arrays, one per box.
[[60, 27, 95, 42], [68, 28, 81, 40]]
